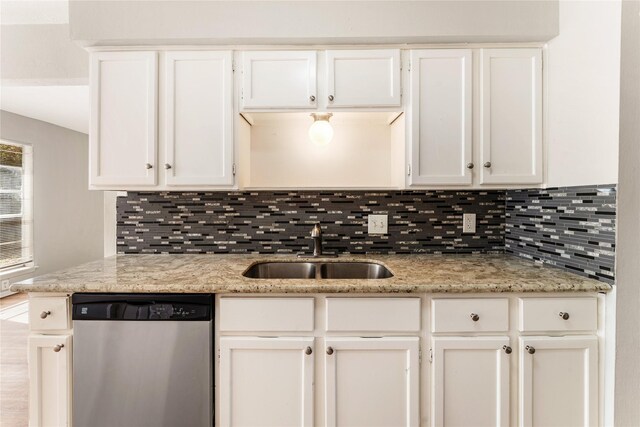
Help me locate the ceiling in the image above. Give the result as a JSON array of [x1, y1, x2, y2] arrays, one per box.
[[1, 85, 89, 134], [1, 0, 68, 25]]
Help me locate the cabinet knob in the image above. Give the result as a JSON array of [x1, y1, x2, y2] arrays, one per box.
[[326, 346, 334, 355], [305, 346, 313, 355], [145, 163, 153, 169], [164, 163, 172, 170], [470, 313, 480, 322], [40, 311, 51, 319], [53, 344, 64, 353], [483, 162, 492, 168], [328, 95, 334, 101], [525, 345, 536, 354], [309, 95, 316, 102], [466, 163, 474, 169], [559, 312, 570, 320], [503, 345, 512, 354]]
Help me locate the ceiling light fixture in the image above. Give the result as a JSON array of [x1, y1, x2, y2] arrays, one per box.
[[308, 113, 334, 146]]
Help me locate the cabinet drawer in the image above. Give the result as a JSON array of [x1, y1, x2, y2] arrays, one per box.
[[219, 298, 314, 332], [29, 297, 70, 331], [519, 297, 597, 332], [326, 298, 420, 332], [432, 298, 509, 333]]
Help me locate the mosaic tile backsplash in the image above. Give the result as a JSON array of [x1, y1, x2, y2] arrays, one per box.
[[117, 191, 506, 255], [505, 185, 617, 284]]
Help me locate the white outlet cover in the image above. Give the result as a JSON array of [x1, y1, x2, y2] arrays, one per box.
[[368, 214, 388, 235], [463, 213, 476, 234]]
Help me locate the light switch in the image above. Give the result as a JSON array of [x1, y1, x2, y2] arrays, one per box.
[[368, 214, 388, 235]]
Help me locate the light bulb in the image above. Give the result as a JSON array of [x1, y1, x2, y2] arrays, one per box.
[[308, 113, 334, 145]]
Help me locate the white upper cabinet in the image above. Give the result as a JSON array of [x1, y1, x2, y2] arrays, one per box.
[[409, 49, 472, 185], [241, 51, 317, 110], [164, 51, 234, 186], [325, 49, 401, 108], [90, 51, 158, 187], [480, 48, 543, 184]]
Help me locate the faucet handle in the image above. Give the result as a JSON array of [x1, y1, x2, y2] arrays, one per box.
[[311, 223, 322, 237]]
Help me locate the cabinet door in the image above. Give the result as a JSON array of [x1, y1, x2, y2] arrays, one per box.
[[164, 51, 234, 186], [520, 336, 598, 427], [219, 337, 314, 427], [409, 50, 472, 185], [324, 337, 420, 427], [90, 51, 157, 187], [241, 51, 317, 110], [326, 49, 401, 108], [28, 334, 71, 427], [480, 49, 542, 184], [432, 337, 510, 427]]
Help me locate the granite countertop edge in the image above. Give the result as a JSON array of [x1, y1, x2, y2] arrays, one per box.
[[10, 254, 612, 294]]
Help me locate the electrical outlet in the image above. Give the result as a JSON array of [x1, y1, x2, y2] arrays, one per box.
[[463, 213, 476, 234], [368, 214, 388, 235]]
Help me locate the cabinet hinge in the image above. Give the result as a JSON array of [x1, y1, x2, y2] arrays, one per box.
[[407, 164, 411, 176], [232, 60, 236, 72], [218, 348, 221, 360], [429, 348, 433, 364], [419, 348, 422, 363], [232, 163, 236, 176]]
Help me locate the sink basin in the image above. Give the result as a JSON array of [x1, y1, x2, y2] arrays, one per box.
[[242, 261, 393, 280]]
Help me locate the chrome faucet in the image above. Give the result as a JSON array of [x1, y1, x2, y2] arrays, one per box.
[[298, 223, 337, 258]]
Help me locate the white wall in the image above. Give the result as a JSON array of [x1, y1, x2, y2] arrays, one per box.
[[0, 110, 104, 282], [615, 0, 640, 424], [69, 0, 558, 46], [545, 0, 621, 187]]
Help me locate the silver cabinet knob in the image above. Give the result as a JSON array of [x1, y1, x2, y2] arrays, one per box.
[[40, 311, 51, 319], [326, 346, 334, 355], [164, 163, 172, 170], [309, 95, 316, 102], [328, 95, 334, 101], [53, 344, 64, 353], [467, 163, 474, 169], [503, 345, 512, 354], [470, 313, 480, 322], [483, 162, 492, 168], [305, 346, 313, 355], [559, 312, 570, 320], [526, 345, 536, 354], [145, 163, 153, 169]]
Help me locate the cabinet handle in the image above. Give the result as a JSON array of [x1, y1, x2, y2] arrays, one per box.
[[470, 313, 480, 322], [145, 163, 153, 169], [309, 95, 316, 102], [40, 311, 51, 319], [467, 163, 474, 169], [503, 345, 512, 354], [326, 346, 334, 355], [483, 162, 492, 168], [328, 95, 334, 101], [164, 163, 172, 170], [305, 346, 313, 355], [525, 345, 536, 354], [559, 311, 570, 320], [53, 344, 64, 353]]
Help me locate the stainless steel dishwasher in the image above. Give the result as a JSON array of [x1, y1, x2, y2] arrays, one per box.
[[72, 293, 213, 427]]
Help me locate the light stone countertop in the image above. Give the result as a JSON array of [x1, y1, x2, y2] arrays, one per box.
[[10, 254, 612, 294]]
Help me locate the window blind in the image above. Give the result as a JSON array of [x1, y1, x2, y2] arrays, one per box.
[[0, 141, 33, 272]]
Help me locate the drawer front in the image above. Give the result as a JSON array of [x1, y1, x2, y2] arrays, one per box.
[[519, 297, 597, 332], [219, 298, 314, 332], [29, 297, 70, 331], [432, 298, 509, 333], [326, 298, 421, 332]]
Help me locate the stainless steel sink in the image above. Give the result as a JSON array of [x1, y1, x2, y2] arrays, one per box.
[[242, 261, 393, 279]]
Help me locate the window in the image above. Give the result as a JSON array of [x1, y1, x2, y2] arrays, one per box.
[[0, 141, 33, 273]]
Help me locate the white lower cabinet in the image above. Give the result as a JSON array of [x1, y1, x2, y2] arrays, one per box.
[[324, 337, 420, 427], [519, 336, 598, 427], [218, 336, 315, 427], [432, 336, 510, 427], [27, 334, 72, 427]]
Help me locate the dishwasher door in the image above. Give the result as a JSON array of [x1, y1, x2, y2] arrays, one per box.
[[72, 295, 212, 427]]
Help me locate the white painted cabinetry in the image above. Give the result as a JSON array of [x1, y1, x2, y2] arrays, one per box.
[[480, 49, 543, 184], [324, 337, 420, 427], [164, 51, 234, 186], [90, 51, 158, 187], [409, 49, 473, 185]]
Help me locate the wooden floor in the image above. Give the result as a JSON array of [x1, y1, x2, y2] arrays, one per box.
[[1, 293, 29, 427]]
